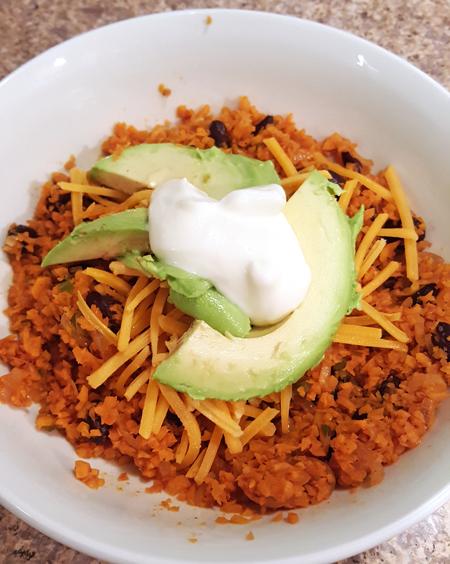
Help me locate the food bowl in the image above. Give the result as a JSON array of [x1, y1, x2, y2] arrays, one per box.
[[0, 9, 449, 564]]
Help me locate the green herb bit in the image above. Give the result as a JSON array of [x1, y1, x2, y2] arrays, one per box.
[[298, 380, 311, 393], [332, 360, 346, 372], [71, 312, 89, 338], [321, 424, 331, 437], [59, 280, 74, 293]]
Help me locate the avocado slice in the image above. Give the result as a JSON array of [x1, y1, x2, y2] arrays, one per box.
[[121, 253, 251, 338], [168, 288, 251, 338], [153, 171, 359, 401], [41, 208, 150, 267], [89, 144, 280, 200]]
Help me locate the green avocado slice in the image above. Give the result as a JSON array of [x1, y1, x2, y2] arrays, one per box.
[[89, 143, 280, 200], [153, 171, 359, 401], [41, 208, 150, 267], [121, 253, 251, 338], [168, 288, 251, 338]]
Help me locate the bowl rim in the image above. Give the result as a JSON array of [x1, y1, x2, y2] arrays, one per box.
[[1, 8, 450, 564]]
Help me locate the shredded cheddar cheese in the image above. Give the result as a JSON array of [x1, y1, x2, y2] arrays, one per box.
[[280, 384, 292, 434], [359, 300, 408, 343], [377, 228, 418, 241], [76, 291, 118, 347], [263, 138, 298, 177], [360, 261, 400, 298], [152, 391, 170, 436], [58, 181, 127, 201], [334, 325, 408, 351], [354, 213, 389, 272], [69, 169, 86, 227], [342, 312, 402, 326], [194, 425, 223, 485], [124, 366, 154, 401], [158, 385, 201, 469], [384, 166, 419, 285], [87, 329, 151, 389], [139, 378, 160, 439], [339, 179, 358, 214], [313, 153, 394, 202], [357, 239, 387, 281], [281, 169, 332, 188], [115, 345, 150, 396], [83, 267, 132, 296], [191, 399, 243, 437], [150, 286, 170, 359], [240, 407, 279, 446]]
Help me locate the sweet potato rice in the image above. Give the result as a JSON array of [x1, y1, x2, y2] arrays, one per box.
[[1, 97, 449, 513]]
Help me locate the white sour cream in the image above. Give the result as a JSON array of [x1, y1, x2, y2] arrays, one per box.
[[148, 179, 311, 326]]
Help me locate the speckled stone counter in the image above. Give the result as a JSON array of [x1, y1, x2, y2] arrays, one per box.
[[1, 1, 450, 563]]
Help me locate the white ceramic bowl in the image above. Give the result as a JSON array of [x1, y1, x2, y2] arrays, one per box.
[[0, 9, 449, 564]]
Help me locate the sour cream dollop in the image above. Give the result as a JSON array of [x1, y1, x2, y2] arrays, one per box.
[[148, 179, 311, 326]]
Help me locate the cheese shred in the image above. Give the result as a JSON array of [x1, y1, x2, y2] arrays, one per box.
[[359, 300, 409, 343], [354, 213, 389, 272], [334, 325, 408, 351], [357, 239, 386, 281], [361, 261, 400, 298], [158, 385, 201, 469], [194, 425, 223, 485], [280, 384, 292, 434], [139, 377, 160, 438], [313, 153, 394, 202], [58, 182, 127, 201], [87, 329, 151, 389], [191, 399, 243, 437], [339, 179, 358, 214], [240, 408, 279, 447], [384, 166, 419, 284], [83, 267, 132, 296], [263, 138, 298, 177], [76, 291, 118, 347]]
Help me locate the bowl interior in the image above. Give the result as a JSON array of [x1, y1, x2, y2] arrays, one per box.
[[0, 10, 449, 564]]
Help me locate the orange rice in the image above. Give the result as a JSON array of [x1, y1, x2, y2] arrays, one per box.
[[0, 96, 449, 514]]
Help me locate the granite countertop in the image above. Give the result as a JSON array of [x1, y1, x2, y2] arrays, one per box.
[[1, 1, 450, 563]]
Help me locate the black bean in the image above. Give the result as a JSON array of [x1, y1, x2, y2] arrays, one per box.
[[327, 170, 345, 186], [383, 277, 398, 290], [209, 120, 230, 148], [382, 218, 425, 246], [352, 411, 368, 420], [45, 192, 71, 212], [342, 151, 362, 172], [165, 411, 182, 427], [254, 115, 274, 135], [58, 192, 72, 205], [68, 259, 111, 273], [85, 413, 110, 445], [381, 219, 403, 245], [433, 322, 450, 361], [7, 225, 38, 238], [411, 283, 439, 305], [83, 195, 96, 208], [80, 259, 111, 271], [86, 291, 121, 332], [413, 217, 426, 242], [379, 373, 401, 397]]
